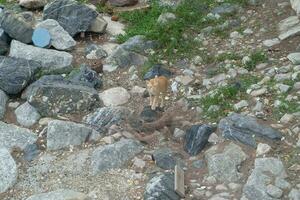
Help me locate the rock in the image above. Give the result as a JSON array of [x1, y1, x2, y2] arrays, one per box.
[[0, 10, 33, 44], [275, 83, 290, 93], [131, 86, 146, 95], [279, 24, 300, 40], [143, 64, 172, 80], [140, 105, 160, 122], [0, 148, 17, 193], [205, 143, 247, 182], [67, 65, 102, 89], [288, 52, 300, 64], [152, 148, 179, 170], [0, 121, 38, 151], [84, 106, 131, 134], [174, 128, 185, 138], [157, 12, 176, 24], [43, 0, 98, 36], [15, 102, 41, 127], [0, 90, 8, 119], [234, 100, 249, 110], [184, 124, 215, 156], [25, 189, 90, 200], [23, 75, 100, 117], [32, 28, 51, 48], [228, 183, 242, 191], [144, 173, 180, 200], [280, 113, 294, 124], [250, 88, 267, 97], [175, 75, 194, 85], [9, 40, 73, 74], [91, 139, 143, 174], [0, 56, 41, 95], [19, 0, 47, 9], [275, 177, 291, 190], [88, 15, 107, 33], [108, 0, 137, 6], [100, 87, 130, 106], [256, 143, 271, 156], [36, 19, 76, 50], [0, 29, 9, 55], [278, 16, 299, 33], [288, 189, 300, 200], [266, 185, 283, 198], [291, 0, 300, 15], [102, 16, 125, 36], [211, 3, 240, 15], [218, 113, 282, 147], [243, 157, 287, 200], [85, 44, 108, 59], [47, 120, 96, 150], [263, 38, 280, 47]]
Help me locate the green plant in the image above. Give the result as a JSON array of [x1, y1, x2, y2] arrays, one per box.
[[273, 98, 300, 120], [244, 51, 268, 71]]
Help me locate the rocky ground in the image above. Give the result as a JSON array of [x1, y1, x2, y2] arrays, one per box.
[[0, 0, 300, 199]]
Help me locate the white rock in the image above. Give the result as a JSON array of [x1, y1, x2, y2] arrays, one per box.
[[88, 15, 108, 33], [256, 143, 271, 156], [100, 87, 130, 106], [291, 0, 300, 15], [263, 38, 280, 47], [234, 100, 249, 110], [280, 113, 294, 124], [175, 75, 194, 85], [173, 128, 185, 138], [15, 102, 41, 127], [103, 16, 125, 36]]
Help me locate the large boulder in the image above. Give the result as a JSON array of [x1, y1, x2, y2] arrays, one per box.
[[47, 120, 97, 150], [91, 139, 143, 174], [0, 56, 41, 95], [43, 0, 98, 36], [25, 189, 90, 200], [205, 143, 248, 183], [36, 19, 76, 50], [218, 113, 282, 147], [23, 75, 101, 117], [0, 148, 17, 193], [0, 90, 8, 119], [0, 121, 38, 151], [144, 173, 180, 200], [0, 10, 33, 44], [9, 40, 73, 74]]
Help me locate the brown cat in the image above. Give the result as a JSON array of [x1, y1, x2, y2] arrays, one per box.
[[146, 75, 169, 110]]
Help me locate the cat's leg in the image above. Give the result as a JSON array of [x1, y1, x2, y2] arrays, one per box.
[[160, 93, 165, 108], [149, 94, 153, 106], [151, 95, 158, 110]]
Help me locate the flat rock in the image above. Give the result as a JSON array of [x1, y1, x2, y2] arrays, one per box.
[[43, 0, 98, 36], [291, 0, 300, 15], [0, 121, 38, 151], [88, 15, 107, 33], [152, 148, 179, 170], [157, 12, 176, 24], [279, 23, 300, 40], [0, 56, 41, 95], [108, 0, 138, 6], [0, 10, 33, 44], [184, 124, 215, 156], [99, 87, 130, 106], [9, 40, 73, 74], [85, 44, 108, 59], [211, 3, 240, 15], [47, 120, 96, 150], [218, 113, 282, 147], [25, 189, 90, 200], [0, 148, 17, 193], [243, 157, 287, 200], [205, 143, 248, 182], [263, 38, 280, 47], [84, 106, 131, 134], [278, 16, 299, 33], [144, 173, 180, 200], [19, 0, 47, 9], [287, 52, 300, 64], [15, 102, 41, 127], [23, 75, 100, 117], [256, 143, 271, 156], [91, 139, 143, 174], [37, 19, 76, 50], [103, 16, 125, 36], [0, 90, 8, 119]]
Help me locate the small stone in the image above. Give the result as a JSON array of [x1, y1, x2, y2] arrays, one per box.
[[266, 184, 283, 198], [132, 157, 146, 169], [101, 136, 115, 144], [175, 75, 194, 85], [280, 114, 294, 124], [15, 102, 41, 127], [288, 53, 300, 64], [243, 28, 253, 35], [216, 184, 228, 191], [275, 178, 291, 190], [108, 0, 138, 6], [131, 86, 146, 95], [100, 87, 130, 106], [32, 28, 51, 48], [256, 143, 271, 156], [0, 90, 8, 119], [192, 160, 206, 169], [157, 12, 176, 24], [19, 0, 47, 8], [173, 128, 185, 138], [252, 101, 263, 112], [276, 83, 290, 93], [250, 88, 267, 97], [234, 100, 248, 110]]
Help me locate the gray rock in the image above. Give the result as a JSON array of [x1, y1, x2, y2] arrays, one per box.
[[19, 0, 47, 9], [275, 83, 290, 93], [205, 143, 248, 182], [144, 173, 180, 200], [102, 16, 125, 36], [0, 56, 41, 95], [262, 38, 280, 47], [288, 52, 300, 64], [211, 3, 240, 15], [152, 148, 179, 170], [0, 90, 8, 119], [218, 113, 282, 147], [274, 73, 292, 82], [43, 0, 98, 36], [9, 40, 73, 74], [279, 24, 300, 40], [278, 16, 299, 33], [290, 0, 300, 15], [0, 148, 17, 193], [85, 44, 108, 59], [157, 12, 176, 24], [47, 120, 96, 150], [274, 177, 291, 190], [99, 87, 130, 106], [0, 121, 38, 151], [288, 189, 300, 200], [23, 75, 100, 117], [88, 15, 107, 34], [91, 139, 143, 174], [0, 10, 33, 44], [15, 102, 41, 127], [0, 28, 9, 55], [139, 105, 160, 123], [266, 185, 283, 198], [108, 0, 137, 6], [84, 106, 131, 134], [234, 100, 249, 110], [25, 189, 90, 200], [36, 19, 76, 50]]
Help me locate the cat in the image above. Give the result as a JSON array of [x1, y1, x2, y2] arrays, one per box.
[[146, 75, 169, 110]]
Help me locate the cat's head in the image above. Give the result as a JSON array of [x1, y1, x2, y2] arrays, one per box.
[[146, 78, 158, 90]]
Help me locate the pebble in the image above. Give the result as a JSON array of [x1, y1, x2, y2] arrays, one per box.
[[280, 114, 294, 124], [256, 143, 271, 156]]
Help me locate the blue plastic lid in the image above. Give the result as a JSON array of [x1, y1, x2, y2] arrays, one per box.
[[32, 28, 51, 48]]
